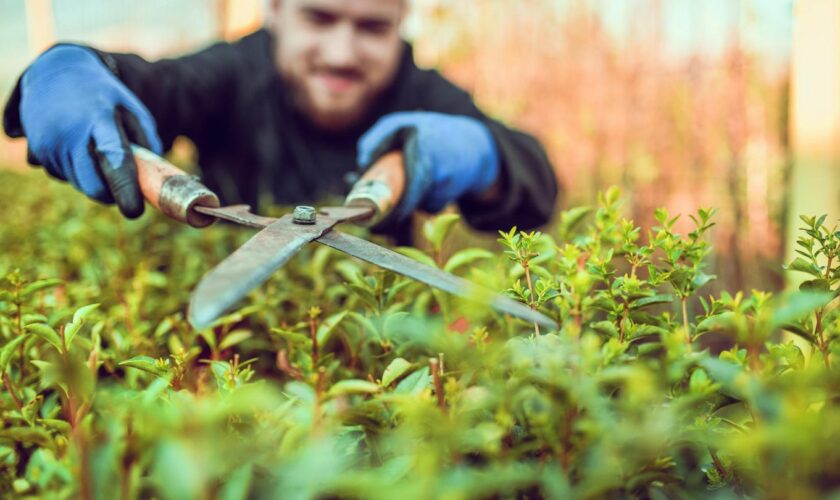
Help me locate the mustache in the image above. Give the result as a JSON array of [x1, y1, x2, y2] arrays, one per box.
[[313, 66, 365, 81]]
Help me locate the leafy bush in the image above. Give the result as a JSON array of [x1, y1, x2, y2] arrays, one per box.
[[1, 169, 839, 499]]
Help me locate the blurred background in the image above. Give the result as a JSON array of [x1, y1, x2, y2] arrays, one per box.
[[1, 0, 838, 295]]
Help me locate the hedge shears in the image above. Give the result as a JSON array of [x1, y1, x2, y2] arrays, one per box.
[[131, 146, 556, 330]]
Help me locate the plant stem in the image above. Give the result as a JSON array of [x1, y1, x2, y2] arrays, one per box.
[[59, 324, 67, 356], [16, 285, 25, 377], [312, 367, 326, 435], [560, 405, 578, 471], [708, 446, 728, 482], [309, 315, 319, 367], [74, 421, 93, 500], [814, 254, 834, 370], [429, 358, 445, 411], [618, 301, 629, 343], [275, 349, 303, 380], [523, 262, 540, 335], [121, 419, 135, 499], [681, 298, 690, 341], [2, 372, 23, 413]]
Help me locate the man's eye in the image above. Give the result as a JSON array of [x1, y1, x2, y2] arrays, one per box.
[[303, 10, 336, 26], [357, 20, 391, 35]]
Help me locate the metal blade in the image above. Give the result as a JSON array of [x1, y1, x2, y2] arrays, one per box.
[[188, 206, 371, 329], [316, 230, 558, 329]]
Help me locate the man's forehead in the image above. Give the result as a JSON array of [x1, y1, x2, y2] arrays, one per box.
[[289, 0, 404, 20]]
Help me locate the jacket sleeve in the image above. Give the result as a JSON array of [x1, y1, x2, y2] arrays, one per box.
[[3, 31, 270, 151], [410, 68, 559, 232], [92, 32, 271, 150]]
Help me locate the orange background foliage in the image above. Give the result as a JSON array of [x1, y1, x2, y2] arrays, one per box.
[[409, 1, 791, 293]]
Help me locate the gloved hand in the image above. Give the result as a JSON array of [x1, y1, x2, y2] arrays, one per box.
[[16, 45, 162, 218], [356, 111, 500, 222]]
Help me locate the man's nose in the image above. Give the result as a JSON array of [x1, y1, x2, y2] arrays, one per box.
[[320, 23, 358, 67]]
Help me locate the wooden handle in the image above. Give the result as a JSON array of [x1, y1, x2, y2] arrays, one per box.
[[344, 150, 405, 226], [132, 145, 220, 228]]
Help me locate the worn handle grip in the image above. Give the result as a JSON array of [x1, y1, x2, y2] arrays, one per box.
[[344, 151, 405, 226], [132, 145, 220, 228]]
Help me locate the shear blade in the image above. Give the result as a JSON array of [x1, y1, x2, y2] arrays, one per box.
[[188, 207, 368, 329], [316, 230, 557, 329], [188, 204, 556, 331]]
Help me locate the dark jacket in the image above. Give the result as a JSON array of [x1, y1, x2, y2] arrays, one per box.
[[5, 30, 557, 242]]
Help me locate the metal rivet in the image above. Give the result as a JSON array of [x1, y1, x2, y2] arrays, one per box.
[[292, 205, 317, 224]]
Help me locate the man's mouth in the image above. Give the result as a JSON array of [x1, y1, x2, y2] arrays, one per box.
[[314, 69, 362, 93]]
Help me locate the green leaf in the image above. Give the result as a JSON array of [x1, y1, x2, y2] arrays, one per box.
[[0, 427, 52, 447], [386, 278, 415, 304], [381, 357, 413, 387], [695, 312, 734, 333], [347, 283, 379, 310], [423, 213, 461, 251], [700, 357, 744, 387], [30, 360, 66, 392], [816, 214, 827, 229], [154, 317, 176, 338], [780, 322, 817, 344], [151, 440, 205, 500], [689, 368, 712, 393], [316, 311, 350, 346], [0, 335, 27, 372], [326, 379, 381, 398], [217, 464, 253, 500], [38, 419, 71, 434], [63, 322, 82, 350], [394, 367, 431, 395], [770, 292, 831, 331], [270, 328, 309, 346], [630, 294, 675, 310], [119, 356, 169, 377], [591, 320, 619, 338], [349, 312, 380, 340], [799, 279, 830, 293], [692, 272, 716, 290], [334, 260, 364, 285], [25, 324, 63, 352], [72, 303, 99, 324], [219, 329, 253, 351], [785, 257, 823, 278], [396, 247, 437, 268], [443, 248, 494, 274], [22, 314, 48, 326], [20, 279, 62, 299], [559, 206, 593, 236], [199, 329, 217, 350]]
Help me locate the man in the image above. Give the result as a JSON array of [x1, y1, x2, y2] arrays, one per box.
[[3, 0, 557, 243]]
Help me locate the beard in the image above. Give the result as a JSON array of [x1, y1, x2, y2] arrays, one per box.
[[281, 64, 380, 132]]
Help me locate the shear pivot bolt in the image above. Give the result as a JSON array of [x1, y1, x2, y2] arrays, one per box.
[[292, 205, 317, 224]]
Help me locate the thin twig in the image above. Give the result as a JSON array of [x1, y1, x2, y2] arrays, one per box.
[[2, 372, 23, 413], [523, 263, 540, 335], [309, 315, 319, 367], [429, 358, 445, 411]]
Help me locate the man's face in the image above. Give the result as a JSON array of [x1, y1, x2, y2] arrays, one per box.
[[269, 0, 405, 131]]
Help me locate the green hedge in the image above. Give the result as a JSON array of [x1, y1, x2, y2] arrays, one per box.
[[1, 169, 838, 499]]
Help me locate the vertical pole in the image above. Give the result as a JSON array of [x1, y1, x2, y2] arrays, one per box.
[[218, 0, 264, 40], [787, 0, 840, 282], [25, 0, 56, 55], [216, 0, 229, 39]]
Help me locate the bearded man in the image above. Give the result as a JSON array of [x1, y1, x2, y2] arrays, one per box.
[[3, 0, 557, 242]]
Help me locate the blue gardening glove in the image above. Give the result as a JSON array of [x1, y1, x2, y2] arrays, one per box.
[[357, 111, 500, 222], [16, 45, 162, 218]]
